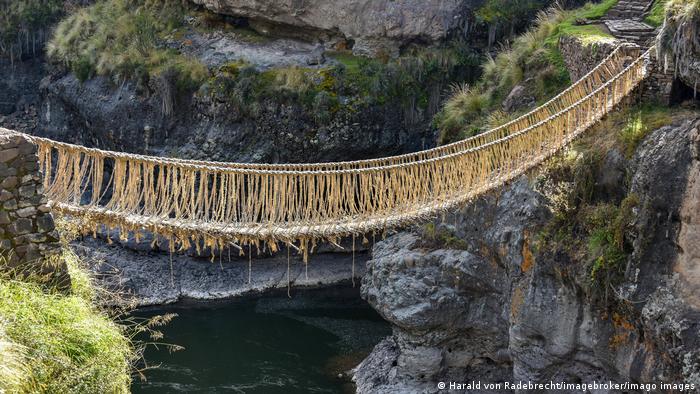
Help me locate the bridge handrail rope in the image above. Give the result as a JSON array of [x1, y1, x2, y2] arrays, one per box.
[[1, 46, 652, 258], [147, 43, 636, 170], [19, 44, 638, 173]]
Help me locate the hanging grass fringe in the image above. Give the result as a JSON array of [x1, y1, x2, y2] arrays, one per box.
[[0, 45, 651, 268]]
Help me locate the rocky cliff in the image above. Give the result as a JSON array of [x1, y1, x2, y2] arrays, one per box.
[[37, 72, 435, 164], [354, 115, 700, 392], [189, 0, 482, 57], [658, 0, 700, 92]]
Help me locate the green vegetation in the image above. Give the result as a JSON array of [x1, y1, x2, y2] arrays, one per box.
[[476, 0, 551, 48], [421, 222, 469, 250], [210, 42, 480, 121], [436, 1, 620, 145], [0, 251, 135, 393], [49, 0, 480, 123], [326, 51, 363, 73], [48, 0, 207, 88], [584, 195, 638, 303], [533, 102, 684, 307], [544, 0, 618, 44], [0, 0, 64, 60], [617, 104, 672, 156], [645, 0, 670, 26], [437, 8, 572, 143], [0, 323, 30, 394]]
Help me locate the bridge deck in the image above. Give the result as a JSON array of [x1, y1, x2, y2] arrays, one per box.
[[1, 45, 652, 257]]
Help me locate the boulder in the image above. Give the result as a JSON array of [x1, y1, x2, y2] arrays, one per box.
[[501, 84, 535, 113]]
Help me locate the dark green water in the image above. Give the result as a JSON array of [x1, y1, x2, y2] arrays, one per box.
[[132, 287, 391, 394]]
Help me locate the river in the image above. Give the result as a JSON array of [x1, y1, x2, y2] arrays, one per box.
[[131, 286, 390, 393]]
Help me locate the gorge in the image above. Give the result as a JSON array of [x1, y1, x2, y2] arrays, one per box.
[[0, 0, 699, 393]]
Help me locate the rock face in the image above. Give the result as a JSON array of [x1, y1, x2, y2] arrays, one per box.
[[356, 177, 546, 392], [658, 3, 700, 92], [0, 58, 44, 132], [355, 117, 700, 392], [0, 129, 66, 287], [37, 73, 434, 164], [501, 84, 535, 113], [189, 0, 480, 56]]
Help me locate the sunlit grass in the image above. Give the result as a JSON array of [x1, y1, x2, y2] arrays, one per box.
[[618, 104, 672, 156], [0, 269, 134, 393], [47, 0, 208, 87], [544, 0, 618, 45], [646, 0, 670, 26]]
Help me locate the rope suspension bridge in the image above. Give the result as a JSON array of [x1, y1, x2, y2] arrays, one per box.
[[2, 44, 653, 265]]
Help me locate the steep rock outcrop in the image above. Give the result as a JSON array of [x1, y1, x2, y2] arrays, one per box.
[[355, 117, 700, 392], [189, 0, 481, 56], [511, 120, 700, 385], [355, 177, 548, 392], [658, 2, 700, 91], [74, 237, 366, 306]]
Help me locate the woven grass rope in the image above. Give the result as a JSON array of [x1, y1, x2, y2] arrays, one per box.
[[0, 45, 652, 266]]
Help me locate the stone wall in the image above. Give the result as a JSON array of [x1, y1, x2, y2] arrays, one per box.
[[559, 35, 674, 104], [0, 129, 66, 285], [640, 48, 675, 104], [559, 35, 619, 82]]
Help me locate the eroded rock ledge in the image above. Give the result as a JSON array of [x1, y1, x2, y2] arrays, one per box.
[[189, 0, 478, 56]]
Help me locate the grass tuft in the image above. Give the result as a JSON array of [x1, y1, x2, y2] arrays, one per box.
[[617, 104, 672, 157], [436, 7, 574, 143], [0, 322, 31, 393], [47, 0, 208, 89], [645, 0, 670, 26], [0, 266, 135, 393]]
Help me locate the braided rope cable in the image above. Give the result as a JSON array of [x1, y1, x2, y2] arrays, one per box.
[[0, 46, 652, 254], [11, 44, 638, 173]]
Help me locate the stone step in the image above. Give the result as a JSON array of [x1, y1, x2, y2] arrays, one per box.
[[605, 19, 655, 33], [604, 0, 654, 20], [604, 17, 657, 47]]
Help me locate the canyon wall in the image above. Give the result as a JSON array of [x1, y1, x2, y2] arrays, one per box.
[[355, 116, 700, 393]]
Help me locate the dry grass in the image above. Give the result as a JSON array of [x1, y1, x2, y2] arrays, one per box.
[[437, 7, 571, 143]]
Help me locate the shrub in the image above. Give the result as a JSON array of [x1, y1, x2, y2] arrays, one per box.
[[584, 195, 639, 304], [436, 0, 623, 144], [617, 104, 672, 157], [438, 83, 489, 143], [436, 7, 574, 143]]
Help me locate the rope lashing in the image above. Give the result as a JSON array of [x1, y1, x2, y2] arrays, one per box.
[[0, 45, 653, 264]]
